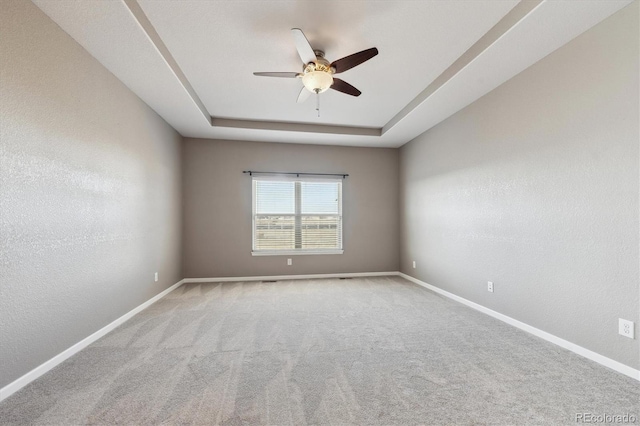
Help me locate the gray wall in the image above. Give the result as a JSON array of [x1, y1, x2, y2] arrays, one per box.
[[0, 0, 182, 388], [182, 138, 399, 278], [399, 2, 639, 369]]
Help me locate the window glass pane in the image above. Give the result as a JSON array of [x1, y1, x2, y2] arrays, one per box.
[[254, 215, 295, 249], [301, 182, 339, 214], [301, 216, 341, 249], [255, 181, 295, 214]]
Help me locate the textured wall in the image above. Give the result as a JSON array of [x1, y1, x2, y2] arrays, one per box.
[[0, 0, 182, 388], [182, 139, 399, 278], [399, 2, 639, 369]]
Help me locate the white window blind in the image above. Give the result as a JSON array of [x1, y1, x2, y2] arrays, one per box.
[[252, 177, 343, 255]]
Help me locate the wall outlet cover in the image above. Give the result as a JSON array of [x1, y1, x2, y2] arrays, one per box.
[[619, 318, 634, 339], [487, 281, 494, 292]]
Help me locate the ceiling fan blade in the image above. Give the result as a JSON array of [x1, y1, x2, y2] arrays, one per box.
[[253, 72, 301, 78], [330, 47, 379, 74], [330, 78, 361, 97], [297, 86, 311, 103], [291, 28, 317, 65]]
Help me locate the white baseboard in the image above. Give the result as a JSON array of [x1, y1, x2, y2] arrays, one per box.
[[397, 272, 640, 381], [183, 271, 398, 283], [0, 279, 185, 403]]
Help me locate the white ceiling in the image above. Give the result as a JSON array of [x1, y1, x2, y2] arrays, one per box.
[[32, 0, 633, 148]]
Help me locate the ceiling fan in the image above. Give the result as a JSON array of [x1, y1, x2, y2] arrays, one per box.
[[253, 28, 378, 105]]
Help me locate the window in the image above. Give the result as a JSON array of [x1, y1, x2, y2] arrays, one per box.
[[252, 177, 343, 255]]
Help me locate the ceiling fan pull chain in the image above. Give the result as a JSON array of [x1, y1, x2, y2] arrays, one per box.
[[316, 90, 320, 117]]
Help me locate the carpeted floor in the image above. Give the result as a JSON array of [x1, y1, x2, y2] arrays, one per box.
[[0, 276, 638, 425]]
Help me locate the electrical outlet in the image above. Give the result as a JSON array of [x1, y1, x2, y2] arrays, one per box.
[[287, 258, 292, 266], [412, 261, 416, 269], [154, 272, 158, 282], [487, 281, 494, 293], [619, 318, 635, 339]]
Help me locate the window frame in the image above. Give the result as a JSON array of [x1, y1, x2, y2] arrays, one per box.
[[251, 175, 344, 256]]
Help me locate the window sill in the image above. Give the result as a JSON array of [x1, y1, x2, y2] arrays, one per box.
[[252, 250, 344, 256]]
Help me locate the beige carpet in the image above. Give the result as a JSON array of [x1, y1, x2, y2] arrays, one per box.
[[0, 276, 638, 425]]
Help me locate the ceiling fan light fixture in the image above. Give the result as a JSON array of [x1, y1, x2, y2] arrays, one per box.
[[302, 70, 333, 93]]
